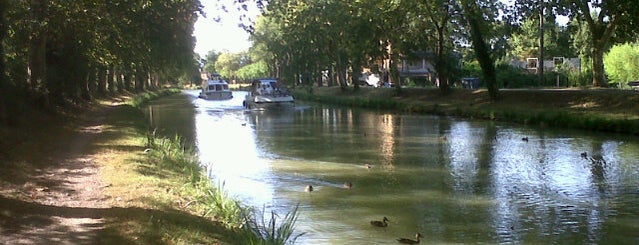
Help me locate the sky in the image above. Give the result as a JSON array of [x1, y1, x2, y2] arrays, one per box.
[[192, 0, 569, 57], [193, 0, 259, 56]]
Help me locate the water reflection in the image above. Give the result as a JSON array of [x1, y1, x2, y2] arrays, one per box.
[[145, 91, 639, 244]]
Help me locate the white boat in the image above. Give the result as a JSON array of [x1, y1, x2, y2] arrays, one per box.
[[199, 76, 233, 100], [243, 78, 294, 109]]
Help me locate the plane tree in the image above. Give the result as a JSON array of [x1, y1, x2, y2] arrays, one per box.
[[554, 0, 639, 87], [459, 0, 502, 100], [2, 0, 203, 108], [407, 0, 461, 94]]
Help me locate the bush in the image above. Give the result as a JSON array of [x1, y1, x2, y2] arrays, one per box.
[[605, 43, 639, 87], [566, 70, 593, 87], [495, 63, 537, 88]]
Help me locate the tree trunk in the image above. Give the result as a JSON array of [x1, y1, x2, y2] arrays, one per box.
[[436, 26, 450, 94], [106, 65, 115, 93], [0, 0, 7, 124], [85, 65, 96, 100], [463, 0, 499, 100], [591, 44, 607, 87], [574, 1, 616, 87], [336, 56, 348, 90], [387, 43, 402, 94], [116, 67, 124, 92], [351, 57, 362, 91], [135, 70, 144, 91], [123, 71, 132, 92], [97, 65, 107, 95], [538, 3, 545, 86], [29, 0, 48, 105]]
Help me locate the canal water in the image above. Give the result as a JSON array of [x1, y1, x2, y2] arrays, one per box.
[[144, 90, 639, 244]]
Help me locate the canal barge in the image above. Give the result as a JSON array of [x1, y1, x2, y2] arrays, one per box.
[[199, 75, 233, 100], [243, 78, 294, 109]]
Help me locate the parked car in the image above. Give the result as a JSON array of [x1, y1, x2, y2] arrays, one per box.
[[359, 72, 381, 87]]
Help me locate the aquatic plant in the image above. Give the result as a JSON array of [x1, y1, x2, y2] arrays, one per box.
[[240, 204, 305, 245]]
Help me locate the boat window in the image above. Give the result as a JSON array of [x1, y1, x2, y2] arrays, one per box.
[[208, 85, 215, 90], [216, 84, 223, 91], [223, 84, 229, 90]]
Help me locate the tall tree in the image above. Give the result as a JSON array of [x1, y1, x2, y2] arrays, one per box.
[[28, 0, 48, 105], [558, 0, 637, 87], [203, 50, 221, 75], [460, 0, 500, 100], [0, 0, 7, 124], [419, 0, 459, 94]]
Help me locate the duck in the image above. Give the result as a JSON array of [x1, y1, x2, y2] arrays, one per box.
[[364, 163, 373, 170], [522, 137, 529, 142], [343, 181, 353, 189], [397, 233, 422, 244], [589, 154, 607, 166], [305, 185, 313, 192], [580, 151, 588, 159], [370, 216, 389, 227]]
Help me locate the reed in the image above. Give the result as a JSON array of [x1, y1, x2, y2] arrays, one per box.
[[240, 204, 305, 245]]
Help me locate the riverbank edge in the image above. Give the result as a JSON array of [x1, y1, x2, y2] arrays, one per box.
[[0, 89, 247, 244], [293, 86, 639, 136]]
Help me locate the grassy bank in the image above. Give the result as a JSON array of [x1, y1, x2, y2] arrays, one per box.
[[103, 90, 305, 244], [97, 90, 303, 244], [294, 86, 639, 135], [90, 90, 237, 244], [1, 89, 302, 244]]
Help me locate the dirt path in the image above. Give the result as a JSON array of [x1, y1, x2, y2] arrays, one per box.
[[0, 105, 112, 244]]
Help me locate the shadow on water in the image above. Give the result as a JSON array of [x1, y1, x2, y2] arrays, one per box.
[[144, 90, 639, 244]]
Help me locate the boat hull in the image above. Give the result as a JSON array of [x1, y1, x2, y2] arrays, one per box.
[[199, 91, 233, 100], [243, 95, 294, 109]]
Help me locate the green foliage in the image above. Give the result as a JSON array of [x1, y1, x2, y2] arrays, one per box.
[[461, 61, 483, 79], [215, 52, 248, 79], [203, 50, 222, 75], [508, 17, 573, 60], [495, 63, 537, 88], [144, 128, 246, 228], [241, 205, 305, 245], [129, 89, 181, 108], [4, 1, 202, 107], [199, 182, 244, 228], [604, 43, 639, 85], [236, 61, 269, 82], [566, 70, 593, 87]]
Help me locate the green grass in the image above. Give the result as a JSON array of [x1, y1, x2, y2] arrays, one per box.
[[112, 90, 304, 244], [0, 88, 304, 244], [293, 86, 639, 135], [240, 204, 305, 245]]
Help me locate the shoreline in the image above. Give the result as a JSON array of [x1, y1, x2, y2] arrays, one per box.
[[293, 87, 639, 136]]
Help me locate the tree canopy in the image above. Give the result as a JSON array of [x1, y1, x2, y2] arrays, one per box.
[[221, 0, 638, 93], [2, 0, 202, 113]]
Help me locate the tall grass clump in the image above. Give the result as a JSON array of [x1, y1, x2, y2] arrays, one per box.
[[145, 130, 199, 176], [240, 204, 305, 245], [198, 181, 245, 227], [144, 128, 305, 242], [130, 88, 181, 108], [144, 129, 244, 223]]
